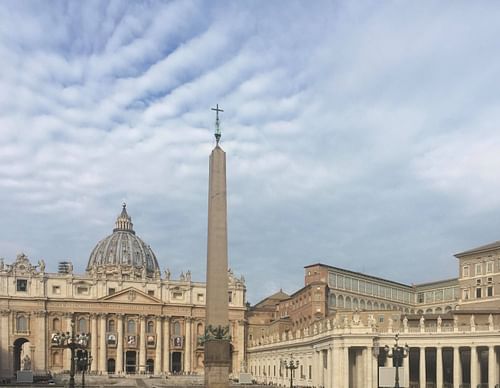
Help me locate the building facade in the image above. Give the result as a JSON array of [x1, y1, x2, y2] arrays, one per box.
[[247, 241, 500, 388], [0, 205, 246, 379]]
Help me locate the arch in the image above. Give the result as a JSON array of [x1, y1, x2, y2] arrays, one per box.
[[338, 295, 344, 308], [127, 319, 136, 333], [147, 321, 154, 334], [330, 293, 337, 307], [373, 302, 379, 309], [367, 300, 372, 310], [360, 299, 366, 310], [107, 319, 115, 332], [52, 317, 61, 331], [353, 298, 359, 310], [435, 307, 443, 314], [13, 337, 30, 372], [417, 309, 424, 315], [445, 306, 452, 312], [345, 296, 351, 309], [380, 303, 385, 310], [425, 308, 433, 314]]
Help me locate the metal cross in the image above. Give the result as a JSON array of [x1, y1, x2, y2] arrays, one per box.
[[211, 104, 224, 144]]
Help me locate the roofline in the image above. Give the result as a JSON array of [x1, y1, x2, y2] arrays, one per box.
[[304, 263, 412, 289], [413, 278, 458, 288]]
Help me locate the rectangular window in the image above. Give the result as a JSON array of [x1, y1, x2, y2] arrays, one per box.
[[147, 290, 154, 296], [488, 277, 493, 284], [173, 292, 183, 299], [77, 286, 89, 295], [108, 288, 115, 295], [476, 263, 482, 276], [366, 282, 372, 294], [16, 279, 27, 292], [358, 280, 365, 293], [329, 273, 336, 288], [418, 292, 425, 303], [337, 275, 344, 289], [309, 365, 312, 379], [435, 290, 444, 301], [463, 289, 469, 300], [52, 286, 61, 294], [197, 293, 204, 302], [228, 291, 233, 303], [488, 286, 493, 297], [476, 288, 482, 298], [345, 277, 351, 290], [352, 278, 359, 292], [463, 266, 469, 277], [487, 261, 494, 273]]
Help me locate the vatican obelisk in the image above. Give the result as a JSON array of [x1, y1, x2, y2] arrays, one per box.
[[204, 105, 231, 388]]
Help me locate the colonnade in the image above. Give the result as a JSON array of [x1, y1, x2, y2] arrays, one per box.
[[250, 343, 500, 388]]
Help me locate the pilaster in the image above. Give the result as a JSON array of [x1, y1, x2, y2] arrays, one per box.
[[163, 316, 170, 374], [154, 316, 162, 375]]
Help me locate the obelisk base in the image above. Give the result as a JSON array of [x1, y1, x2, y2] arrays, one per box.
[[204, 340, 231, 388]]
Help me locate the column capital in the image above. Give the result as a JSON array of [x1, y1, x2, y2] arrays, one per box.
[[0, 309, 11, 317], [63, 312, 73, 318], [33, 310, 48, 317], [185, 317, 193, 323]]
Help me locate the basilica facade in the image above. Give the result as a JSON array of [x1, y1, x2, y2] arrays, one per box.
[[0, 205, 246, 379]]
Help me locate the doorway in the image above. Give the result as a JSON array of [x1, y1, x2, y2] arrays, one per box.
[[107, 359, 115, 374], [13, 338, 30, 372], [125, 351, 137, 374], [171, 352, 182, 374]]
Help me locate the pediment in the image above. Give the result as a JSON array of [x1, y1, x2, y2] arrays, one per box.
[[99, 287, 161, 304]]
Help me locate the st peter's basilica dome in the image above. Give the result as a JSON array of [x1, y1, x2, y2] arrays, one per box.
[[87, 204, 160, 278]]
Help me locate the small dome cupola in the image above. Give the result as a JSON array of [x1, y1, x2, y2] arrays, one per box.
[[113, 203, 135, 234]]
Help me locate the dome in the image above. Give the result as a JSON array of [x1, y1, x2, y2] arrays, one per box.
[[87, 204, 160, 278]]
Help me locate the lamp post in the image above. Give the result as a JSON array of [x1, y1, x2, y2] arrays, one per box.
[[51, 319, 90, 388], [76, 349, 92, 388], [280, 356, 299, 388], [384, 333, 409, 388]]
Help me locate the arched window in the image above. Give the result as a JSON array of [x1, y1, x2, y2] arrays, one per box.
[[147, 321, 154, 334], [360, 300, 366, 310], [338, 295, 344, 308], [367, 301, 372, 310], [353, 298, 359, 310], [345, 296, 351, 309], [108, 319, 115, 332], [373, 302, 379, 309], [127, 320, 136, 333], [380, 303, 386, 310], [77, 318, 87, 332], [173, 321, 181, 335], [426, 308, 433, 314], [16, 315, 28, 332], [52, 318, 61, 331], [330, 294, 336, 307], [445, 306, 452, 312], [435, 307, 442, 314]]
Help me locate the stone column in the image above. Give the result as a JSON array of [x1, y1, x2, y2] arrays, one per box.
[[453, 347, 461, 388], [436, 346, 443, 388], [98, 314, 106, 373], [116, 314, 124, 374], [34, 311, 47, 373], [154, 316, 162, 375], [0, 310, 10, 377], [185, 318, 192, 373], [419, 347, 426, 388], [163, 316, 170, 374], [365, 347, 373, 388], [312, 350, 319, 387], [343, 345, 349, 388], [139, 315, 146, 373], [63, 314, 72, 371], [488, 346, 496, 388], [325, 348, 331, 388], [90, 313, 98, 372], [237, 320, 245, 375], [403, 348, 410, 388], [470, 346, 478, 388]]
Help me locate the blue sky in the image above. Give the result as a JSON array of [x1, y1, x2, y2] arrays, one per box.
[[1, 1, 500, 303]]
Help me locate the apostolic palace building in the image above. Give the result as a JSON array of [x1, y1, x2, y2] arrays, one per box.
[[2, 170, 500, 387]]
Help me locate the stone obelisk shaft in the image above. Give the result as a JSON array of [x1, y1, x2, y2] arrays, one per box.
[[205, 145, 230, 388]]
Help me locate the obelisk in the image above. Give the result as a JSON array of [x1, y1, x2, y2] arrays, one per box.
[[204, 104, 230, 388]]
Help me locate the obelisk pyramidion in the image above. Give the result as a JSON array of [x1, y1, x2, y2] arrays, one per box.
[[204, 104, 231, 388]]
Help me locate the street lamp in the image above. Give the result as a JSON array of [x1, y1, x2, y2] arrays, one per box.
[[75, 349, 93, 388], [384, 333, 409, 388], [280, 356, 299, 388], [51, 319, 90, 388]]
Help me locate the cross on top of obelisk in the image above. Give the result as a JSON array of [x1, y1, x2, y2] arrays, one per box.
[[211, 104, 224, 144]]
